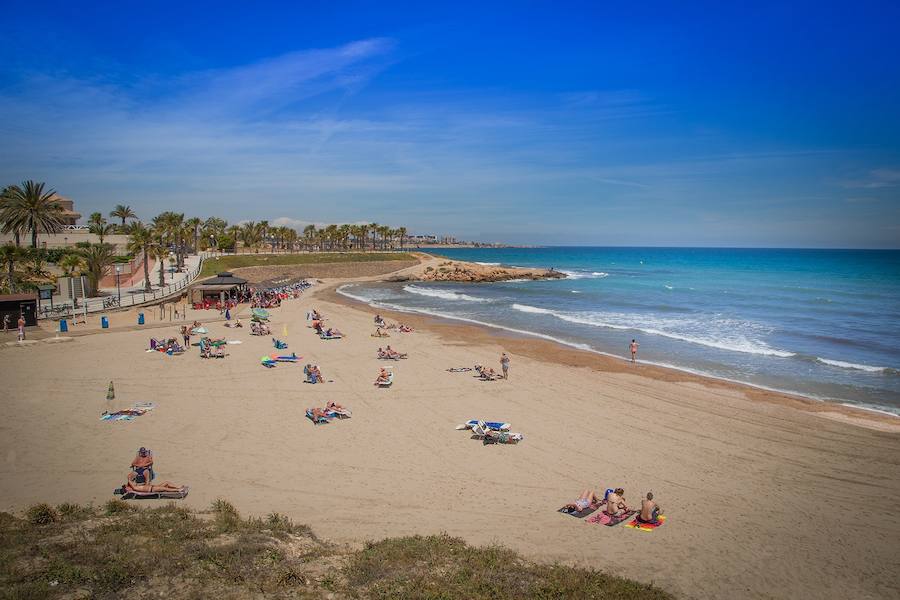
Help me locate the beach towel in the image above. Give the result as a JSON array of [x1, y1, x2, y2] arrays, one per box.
[[446, 367, 473, 372], [191, 327, 208, 334], [306, 409, 331, 425], [117, 486, 189, 500], [586, 510, 638, 526], [101, 404, 154, 421], [559, 500, 606, 519], [320, 334, 342, 340], [625, 515, 666, 531]]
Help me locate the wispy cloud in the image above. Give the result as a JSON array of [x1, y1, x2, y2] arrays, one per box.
[[838, 168, 900, 189]]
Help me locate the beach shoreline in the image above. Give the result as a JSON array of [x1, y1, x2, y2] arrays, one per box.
[[323, 280, 900, 433]]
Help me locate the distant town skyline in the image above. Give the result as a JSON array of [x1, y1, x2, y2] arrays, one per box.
[[1, 1, 898, 248]]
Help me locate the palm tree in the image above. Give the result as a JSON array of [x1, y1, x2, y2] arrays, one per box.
[[379, 225, 392, 250], [0, 243, 21, 292], [78, 243, 115, 294], [185, 217, 202, 254], [110, 205, 137, 227], [398, 226, 407, 250], [302, 225, 317, 251], [285, 227, 298, 253], [58, 253, 85, 277], [240, 222, 263, 253], [0, 186, 25, 247], [126, 222, 154, 292], [150, 233, 169, 288], [3, 181, 65, 247], [369, 222, 379, 251], [89, 219, 115, 244], [24, 249, 52, 283]]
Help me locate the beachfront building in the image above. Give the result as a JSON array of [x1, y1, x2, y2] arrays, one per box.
[[189, 272, 248, 306], [50, 193, 82, 226], [0, 293, 38, 327]]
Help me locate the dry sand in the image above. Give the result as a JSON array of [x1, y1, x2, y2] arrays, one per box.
[[1, 274, 899, 600]]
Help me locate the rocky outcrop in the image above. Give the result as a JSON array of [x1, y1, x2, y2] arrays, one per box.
[[410, 261, 565, 283]]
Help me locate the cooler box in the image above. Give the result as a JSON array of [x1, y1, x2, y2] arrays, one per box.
[[101, 316, 109, 329]]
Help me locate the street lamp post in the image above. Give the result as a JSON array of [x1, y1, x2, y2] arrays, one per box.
[[114, 263, 123, 306]]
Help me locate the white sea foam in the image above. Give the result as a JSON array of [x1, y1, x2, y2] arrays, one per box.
[[571, 290, 581, 294], [475, 261, 501, 266], [816, 357, 888, 373], [560, 270, 609, 279], [510, 304, 795, 358], [664, 285, 673, 290], [403, 284, 493, 303]]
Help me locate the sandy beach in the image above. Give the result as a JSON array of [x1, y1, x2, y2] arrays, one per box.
[[1, 265, 899, 600]]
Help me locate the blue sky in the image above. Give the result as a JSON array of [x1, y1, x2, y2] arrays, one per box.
[[1, 1, 898, 247]]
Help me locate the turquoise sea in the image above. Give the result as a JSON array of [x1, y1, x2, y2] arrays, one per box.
[[339, 247, 900, 415]]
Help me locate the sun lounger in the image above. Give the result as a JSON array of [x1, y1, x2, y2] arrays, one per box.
[[375, 372, 394, 387], [458, 419, 510, 431], [469, 422, 524, 443], [320, 333, 342, 340], [306, 409, 331, 425]]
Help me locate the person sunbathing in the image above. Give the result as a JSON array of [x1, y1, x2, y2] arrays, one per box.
[[125, 471, 185, 494], [605, 487, 629, 517], [374, 368, 391, 385], [323, 327, 342, 337], [130, 447, 154, 483], [638, 492, 662, 524], [326, 400, 348, 413], [385, 345, 407, 358], [212, 344, 225, 358], [398, 324, 413, 332], [564, 490, 599, 512], [308, 407, 331, 420]]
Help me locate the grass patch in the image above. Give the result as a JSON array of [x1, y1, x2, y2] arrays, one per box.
[[0, 502, 674, 599], [199, 252, 416, 278]]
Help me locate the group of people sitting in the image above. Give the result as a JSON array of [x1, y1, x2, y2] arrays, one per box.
[[373, 314, 414, 336], [307, 401, 352, 423], [149, 337, 185, 354], [303, 364, 326, 383], [121, 447, 186, 496], [377, 346, 407, 360], [199, 337, 226, 358], [250, 321, 271, 336], [474, 365, 501, 380], [251, 281, 310, 308], [565, 487, 663, 524]]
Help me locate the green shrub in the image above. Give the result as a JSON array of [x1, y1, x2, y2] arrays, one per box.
[[104, 499, 133, 515], [25, 503, 57, 525]]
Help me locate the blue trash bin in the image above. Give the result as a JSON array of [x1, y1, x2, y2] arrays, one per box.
[[138, 313, 145, 325], [59, 319, 68, 333], [101, 316, 109, 329]]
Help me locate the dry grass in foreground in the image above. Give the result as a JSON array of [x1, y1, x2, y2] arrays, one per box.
[[0, 500, 674, 599], [199, 253, 416, 278]]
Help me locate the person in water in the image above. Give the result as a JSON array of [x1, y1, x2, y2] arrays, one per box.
[[638, 491, 662, 524]]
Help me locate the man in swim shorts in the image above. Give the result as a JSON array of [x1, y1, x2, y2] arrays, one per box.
[[638, 491, 662, 524]]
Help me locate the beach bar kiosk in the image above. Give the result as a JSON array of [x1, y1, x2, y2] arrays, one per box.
[[189, 272, 248, 306], [0, 293, 38, 327]]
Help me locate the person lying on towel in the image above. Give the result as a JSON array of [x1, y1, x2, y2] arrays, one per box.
[[308, 407, 331, 420], [605, 488, 630, 517], [638, 492, 663, 524], [125, 471, 185, 494], [564, 489, 600, 512], [326, 400, 349, 415]]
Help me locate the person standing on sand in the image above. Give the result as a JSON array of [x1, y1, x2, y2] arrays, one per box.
[[17, 314, 26, 341], [501, 352, 510, 379], [3, 314, 9, 333], [630, 339, 639, 363]]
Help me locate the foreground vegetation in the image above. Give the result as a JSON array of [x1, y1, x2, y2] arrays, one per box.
[[199, 252, 416, 278], [0, 501, 673, 599]]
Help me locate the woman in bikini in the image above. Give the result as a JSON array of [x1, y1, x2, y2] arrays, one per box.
[[125, 471, 185, 494]]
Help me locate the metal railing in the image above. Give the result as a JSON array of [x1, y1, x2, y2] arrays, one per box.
[[38, 254, 209, 320]]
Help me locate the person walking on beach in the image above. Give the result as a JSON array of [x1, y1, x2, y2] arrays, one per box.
[[630, 339, 639, 363], [501, 352, 510, 379], [181, 325, 191, 350], [3, 314, 9, 333], [17, 314, 26, 341]]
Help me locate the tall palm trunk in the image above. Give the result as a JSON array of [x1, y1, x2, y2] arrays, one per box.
[[14, 232, 20, 247], [31, 229, 38, 248], [142, 248, 151, 291]]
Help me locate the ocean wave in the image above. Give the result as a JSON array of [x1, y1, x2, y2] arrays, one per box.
[[664, 285, 673, 290], [816, 357, 892, 373], [560, 270, 609, 279], [475, 261, 501, 266], [510, 304, 795, 358], [403, 284, 494, 303]]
